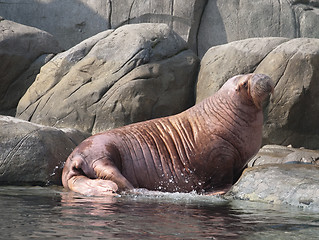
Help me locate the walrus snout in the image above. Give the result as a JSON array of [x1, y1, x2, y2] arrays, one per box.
[[249, 73, 274, 109]]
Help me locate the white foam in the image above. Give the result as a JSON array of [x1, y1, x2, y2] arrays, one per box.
[[120, 188, 227, 204]]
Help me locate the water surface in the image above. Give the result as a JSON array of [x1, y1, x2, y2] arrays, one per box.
[[1, 186, 319, 239]]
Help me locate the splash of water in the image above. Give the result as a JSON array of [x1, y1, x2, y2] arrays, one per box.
[[120, 188, 228, 205]]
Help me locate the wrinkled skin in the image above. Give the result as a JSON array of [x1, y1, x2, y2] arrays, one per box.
[[62, 73, 274, 196]]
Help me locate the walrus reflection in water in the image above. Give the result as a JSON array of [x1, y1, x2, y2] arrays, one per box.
[[62, 73, 274, 196]]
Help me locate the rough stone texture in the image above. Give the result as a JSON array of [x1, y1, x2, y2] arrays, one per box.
[[248, 145, 319, 167], [198, 0, 319, 57], [196, 37, 319, 149], [0, 1, 111, 50], [0, 0, 206, 51], [0, 115, 88, 185], [0, 18, 61, 116], [196, 37, 289, 103], [16, 23, 199, 134], [256, 38, 319, 149], [226, 164, 319, 210], [110, 0, 206, 54], [1, 1, 318, 57]]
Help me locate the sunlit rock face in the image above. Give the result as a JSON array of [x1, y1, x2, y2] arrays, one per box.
[[16, 23, 199, 135]]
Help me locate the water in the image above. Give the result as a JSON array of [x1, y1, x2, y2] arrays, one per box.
[[1, 186, 319, 239]]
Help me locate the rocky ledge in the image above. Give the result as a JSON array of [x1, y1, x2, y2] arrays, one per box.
[[227, 145, 319, 210]]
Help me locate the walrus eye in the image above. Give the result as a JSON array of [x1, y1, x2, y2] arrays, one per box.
[[242, 81, 248, 90], [236, 81, 249, 92]]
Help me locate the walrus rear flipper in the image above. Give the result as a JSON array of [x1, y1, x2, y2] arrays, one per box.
[[67, 175, 119, 196], [62, 154, 134, 196], [62, 155, 119, 196]]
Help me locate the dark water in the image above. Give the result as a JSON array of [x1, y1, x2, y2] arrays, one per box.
[[1, 186, 319, 239]]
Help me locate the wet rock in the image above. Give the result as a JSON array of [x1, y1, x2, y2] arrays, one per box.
[[198, 0, 319, 57], [0, 18, 61, 116], [248, 145, 319, 167], [226, 164, 319, 210], [16, 23, 199, 134], [196, 37, 319, 149], [0, 115, 88, 185]]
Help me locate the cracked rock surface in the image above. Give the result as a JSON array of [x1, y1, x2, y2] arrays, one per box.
[[198, 0, 319, 57], [196, 37, 319, 149], [16, 23, 199, 134], [0, 18, 61, 116], [0, 116, 88, 185], [1, 0, 318, 57], [0, 0, 206, 51]]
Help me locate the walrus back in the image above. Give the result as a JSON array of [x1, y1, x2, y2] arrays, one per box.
[[108, 114, 201, 192]]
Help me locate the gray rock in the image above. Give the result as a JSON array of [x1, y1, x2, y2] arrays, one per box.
[[1, 1, 319, 58], [196, 37, 319, 149], [248, 145, 319, 167], [16, 23, 199, 134], [196, 37, 289, 103], [0, 116, 88, 185], [256, 38, 319, 149], [0, 0, 206, 52], [111, 0, 206, 54], [0, 18, 61, 116], [226, 164, 319, 210], [198, 0, 319, 57], [0, 1, 111, 50]]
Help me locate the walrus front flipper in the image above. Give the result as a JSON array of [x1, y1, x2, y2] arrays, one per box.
[[68, 176, 119, 196]]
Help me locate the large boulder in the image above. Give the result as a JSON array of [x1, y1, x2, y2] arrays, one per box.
[[0, 17, 61, 116], [16, 23, 199, 134], [0, 0, 206, 51], [198, 0, 319, 57], [226, 164, 319, 210], [196, 37, 289, 102], [256, 38, 319, 149], [0, 115, 88, 185], [196, 37, 319, 149]]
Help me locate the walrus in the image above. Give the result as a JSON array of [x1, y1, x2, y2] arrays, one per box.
[[62, 73, 274, 196]]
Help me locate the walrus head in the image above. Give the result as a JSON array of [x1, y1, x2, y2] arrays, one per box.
[[235, 73, 274, 109]]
